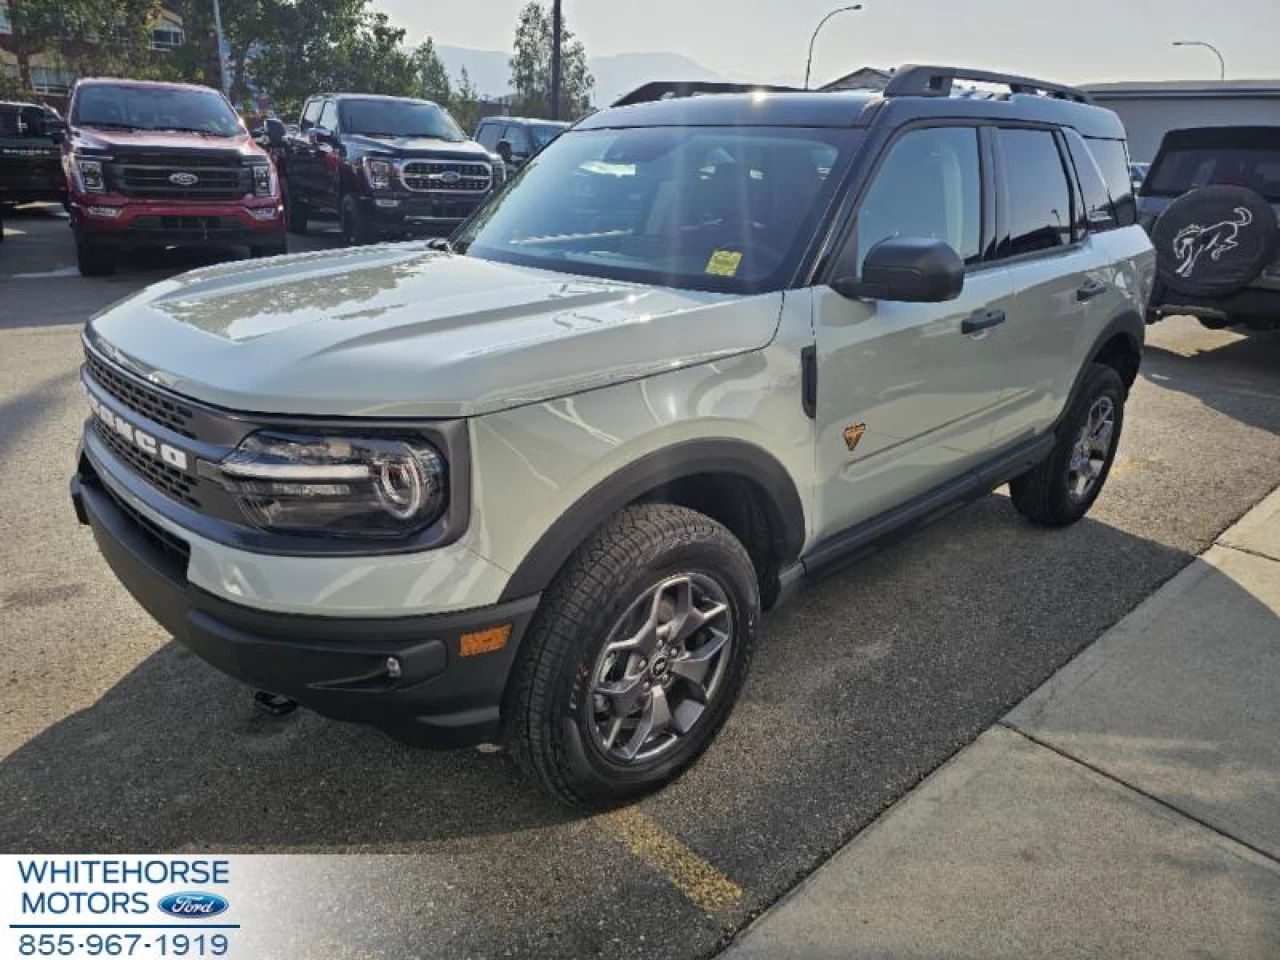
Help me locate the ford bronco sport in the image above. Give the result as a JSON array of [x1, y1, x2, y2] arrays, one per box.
[[65, 79, 286, 277], [278, 94, 499, 244], [1140, 125, 1280, 331], [71, 66, 1153, 807]]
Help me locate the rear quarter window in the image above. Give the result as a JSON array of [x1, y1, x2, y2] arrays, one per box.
[[1086, 137, 1138, 227]]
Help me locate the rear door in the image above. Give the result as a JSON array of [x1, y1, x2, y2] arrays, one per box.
[[985, 126, 1110, 445]]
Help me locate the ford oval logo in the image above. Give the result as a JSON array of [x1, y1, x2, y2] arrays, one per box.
[[440, 170, 462, 184], [168, 171, 200, 186], [157, 892, 229, 918]]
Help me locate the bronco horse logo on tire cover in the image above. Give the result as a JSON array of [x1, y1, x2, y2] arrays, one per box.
[[1172, 207, 1253, 278]]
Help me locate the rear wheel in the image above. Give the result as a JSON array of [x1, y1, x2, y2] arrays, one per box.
[[1010, 363, 1125, 527], [340, 193, 378, 246], [75, 234, 115, 277], [504, 503, 759, 808]]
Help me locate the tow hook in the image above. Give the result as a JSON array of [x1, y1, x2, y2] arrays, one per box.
[[252, 690, 298, 717]]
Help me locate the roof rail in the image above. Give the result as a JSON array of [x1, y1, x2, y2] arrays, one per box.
[[613, 80, 801, 107], [884, 65, 1093, 104]]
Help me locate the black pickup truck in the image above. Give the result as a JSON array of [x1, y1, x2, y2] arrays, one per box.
[[0, 100, 66, 207], [274, 94, 501, 244]]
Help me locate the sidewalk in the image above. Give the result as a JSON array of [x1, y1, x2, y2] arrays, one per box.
[[722, 488, 1280, 960]]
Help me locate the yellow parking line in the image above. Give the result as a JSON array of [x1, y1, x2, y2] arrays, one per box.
[[601, 806, 744, 915]]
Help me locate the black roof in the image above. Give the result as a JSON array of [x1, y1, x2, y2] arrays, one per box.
[[314, 93, 445, 106], [479, 116, 570, 128], [586, 64, 1125, 140]]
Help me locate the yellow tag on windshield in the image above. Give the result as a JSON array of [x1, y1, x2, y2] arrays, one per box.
[[705, 250, 743, 277]]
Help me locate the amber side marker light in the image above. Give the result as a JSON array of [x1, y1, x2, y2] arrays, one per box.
[[460, 625, 512, 657]]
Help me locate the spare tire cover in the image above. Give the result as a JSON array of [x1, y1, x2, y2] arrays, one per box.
[[1151, 185, 1278, 298]]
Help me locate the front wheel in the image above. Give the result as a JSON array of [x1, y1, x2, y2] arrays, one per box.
[[75, 234, 115, 277], [504, 503, 759, 808], [1010, 363, 1125, 526], [340, 193, 379, 246]]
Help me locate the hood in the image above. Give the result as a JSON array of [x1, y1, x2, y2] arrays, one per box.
[[346, 134, 490, 161], [87, 246, 783, 418], [70, 126, 265, 159]]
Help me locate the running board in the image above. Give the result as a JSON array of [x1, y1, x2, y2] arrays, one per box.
[[776, 433, 1054, 605]]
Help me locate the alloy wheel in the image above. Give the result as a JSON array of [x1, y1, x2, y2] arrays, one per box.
[[588, 573, 734, 764], [1067, 395, 1116, 502]]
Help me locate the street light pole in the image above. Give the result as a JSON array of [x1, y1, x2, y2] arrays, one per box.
[[550, 0, 563, 120], [211, 0, 231, 97], [1172, 40, 1226, 81], [805, 4, 863, 91]]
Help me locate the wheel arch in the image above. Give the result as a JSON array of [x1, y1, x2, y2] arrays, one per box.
[[1057, 310, 1144, 434], [498, 439, 806, 609]]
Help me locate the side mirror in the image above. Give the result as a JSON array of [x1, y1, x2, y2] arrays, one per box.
[[309, 125, 333, 146], [41, 118, 65, 141], [265, 117, 286, 147], [495, 139, 513, 164], [832, 236, 965, 303]]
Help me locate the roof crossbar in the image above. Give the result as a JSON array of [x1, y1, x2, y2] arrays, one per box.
[[884, 65, 1093, 104], [613, 81, 801, 107]]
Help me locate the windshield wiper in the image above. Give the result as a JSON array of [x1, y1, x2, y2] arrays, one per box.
[[80, 121, 139, 130], [152, 127, 226, 136]]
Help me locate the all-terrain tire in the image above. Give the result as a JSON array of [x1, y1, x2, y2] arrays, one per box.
[[1010, 363, 1125, 527], [504, 503, 759, 808], [75, 234, 115, 277]]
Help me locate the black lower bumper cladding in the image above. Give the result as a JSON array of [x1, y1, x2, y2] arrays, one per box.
[[71, 458, 538, 748]]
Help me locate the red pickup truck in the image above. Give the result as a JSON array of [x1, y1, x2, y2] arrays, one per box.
[[64, 79, 285, 276]]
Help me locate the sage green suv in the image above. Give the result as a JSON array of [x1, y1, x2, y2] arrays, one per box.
[[72, 66, 1154, 807]]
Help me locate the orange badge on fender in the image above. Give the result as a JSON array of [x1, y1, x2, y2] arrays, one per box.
[[844, 423, 867, 453]]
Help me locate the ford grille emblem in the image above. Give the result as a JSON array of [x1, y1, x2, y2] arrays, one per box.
[[169, 171, 200, 186], [440, 170, 462, 184], [157, 892, 229, 918]]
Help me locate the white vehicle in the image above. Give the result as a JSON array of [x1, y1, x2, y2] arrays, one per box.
[[72, 66, 1154, 806]]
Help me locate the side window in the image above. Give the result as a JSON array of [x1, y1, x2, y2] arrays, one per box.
[[1064, 128, 1117, 232], [1086, 137, 1138, 227], [300, 99, 321, 130], [996, 128, 1073, 258], [504, 124, 532, 156], [475, 122, 501, 150], [854, 126, 982, 270], [318, 100, 338, 132]]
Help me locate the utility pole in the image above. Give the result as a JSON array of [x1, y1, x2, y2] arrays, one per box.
[[212, 0, 231, 97], [550, 0, 563, 120]]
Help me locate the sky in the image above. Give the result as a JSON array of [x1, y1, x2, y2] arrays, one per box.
[[374, 0, 1280, 88]]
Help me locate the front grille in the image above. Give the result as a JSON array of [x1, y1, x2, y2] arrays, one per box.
[[401, 161, 491, 193], [110, 153, 249, 200], [85, 352, 197, 439], [101, 479, 191, 571], [93, 419, 201, 508]]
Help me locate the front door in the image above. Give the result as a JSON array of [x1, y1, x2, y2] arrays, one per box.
[[812, 124, 1014, 540]]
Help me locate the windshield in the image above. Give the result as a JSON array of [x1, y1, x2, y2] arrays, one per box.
[[454, 126, 858, 293], [340, 100, 465, 141], [531, 124, 567, 148], [1146, 131, 1280, 202], [72, 85, 241, 135]]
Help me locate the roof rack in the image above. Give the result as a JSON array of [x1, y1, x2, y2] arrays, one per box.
[[613, 80, 801, 107], [883, 65, 1093, 104]]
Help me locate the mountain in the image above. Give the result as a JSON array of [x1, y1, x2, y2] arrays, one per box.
[[435, 45, 729, 106]]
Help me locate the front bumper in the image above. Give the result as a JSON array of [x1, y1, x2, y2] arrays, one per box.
[[71, 195, 284, 247], [71, 458, 539, 748], [361, 192, 487, 234]]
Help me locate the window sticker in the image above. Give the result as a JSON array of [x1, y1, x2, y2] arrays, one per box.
[[705, 250, 743, 277]]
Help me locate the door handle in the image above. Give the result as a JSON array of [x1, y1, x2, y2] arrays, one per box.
[[1077, 279, 1108, 302], [962, 308, 1006, 335]]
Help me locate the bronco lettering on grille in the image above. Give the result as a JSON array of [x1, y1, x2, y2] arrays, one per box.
[[88, 393, 191, 472]]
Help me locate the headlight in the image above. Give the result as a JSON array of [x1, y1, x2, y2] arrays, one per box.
[[77, 158, 105, 193], [362, 157, 393, 191], [250, 162, 275, 197], [211, 431, 447, 537]]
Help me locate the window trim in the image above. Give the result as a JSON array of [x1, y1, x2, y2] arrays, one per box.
[[988, 122, 1086, 268], [826, 119, 991, 282]]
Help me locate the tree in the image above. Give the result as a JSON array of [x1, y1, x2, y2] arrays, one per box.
[[450, 66, 482, 134], [7, 0, 159, 94], [508, 0, 592, 119], [412, 37, 451, 106]]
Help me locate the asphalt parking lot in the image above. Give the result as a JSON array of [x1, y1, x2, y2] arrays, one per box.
[[2, 202, 1279, 958]]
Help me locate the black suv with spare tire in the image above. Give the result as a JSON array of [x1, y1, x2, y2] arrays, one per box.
[[1140, 126, 1280, 331]]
